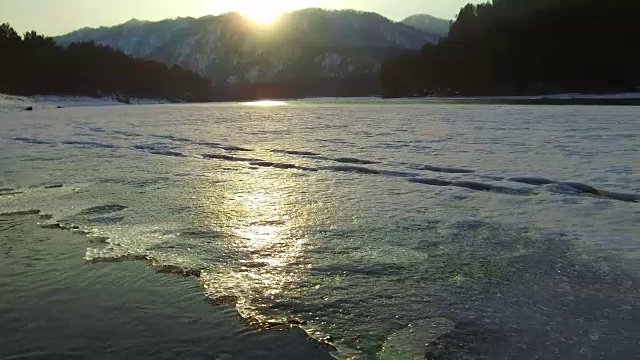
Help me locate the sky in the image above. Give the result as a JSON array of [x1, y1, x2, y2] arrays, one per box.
[[0, 0, 486, 36]]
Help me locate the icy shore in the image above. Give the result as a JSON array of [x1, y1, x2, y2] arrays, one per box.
[[0, 94, 171, 112]]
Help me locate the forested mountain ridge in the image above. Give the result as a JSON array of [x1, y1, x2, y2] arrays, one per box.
[[382, 0, 640, 97], [400, 14, 450, 38], [56, 9, 441, 85], [0, 23, 213, 101]]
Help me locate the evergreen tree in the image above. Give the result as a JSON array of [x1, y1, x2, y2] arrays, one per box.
[[381, 0, 640, 97], [0, 23, 214, 101]]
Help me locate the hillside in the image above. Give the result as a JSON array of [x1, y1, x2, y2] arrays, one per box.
[[56, 9, 440, 86], [401, 14, 450, 38], [0, 23, 212, 102], [382, 0, 640, 97]]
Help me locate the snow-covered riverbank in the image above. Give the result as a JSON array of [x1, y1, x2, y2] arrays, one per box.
[[0, 94, 171, 112]]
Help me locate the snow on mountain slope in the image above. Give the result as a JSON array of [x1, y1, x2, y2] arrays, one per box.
[[56, 9, 439, 84]]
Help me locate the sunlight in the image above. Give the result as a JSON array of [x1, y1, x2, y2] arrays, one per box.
[[242, 100, 288, 107], [242, 7, 283, 24], [192, 169, 319, 320], [199, 0, 322, 25]]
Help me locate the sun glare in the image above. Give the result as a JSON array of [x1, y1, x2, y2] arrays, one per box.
[[200, 0, 322, 25], [243, 100, 288, 107], [242, 7, 283, 24]]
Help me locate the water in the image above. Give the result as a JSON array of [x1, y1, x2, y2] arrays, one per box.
[[0, 100, 638, 359], [0, 213, 333, 360]]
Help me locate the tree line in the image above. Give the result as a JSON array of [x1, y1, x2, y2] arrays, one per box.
[[0, 23, 213, 102], [381, 0, 640, 97]]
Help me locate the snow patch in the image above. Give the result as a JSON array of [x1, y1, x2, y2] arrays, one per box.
[[0, 94, 171, 112]]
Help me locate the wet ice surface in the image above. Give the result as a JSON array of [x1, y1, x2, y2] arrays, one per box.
[[0, 101, 639, 358], [0, 213, 334, 360]]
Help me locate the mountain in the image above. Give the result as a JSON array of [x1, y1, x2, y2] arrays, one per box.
[[56, 9, 439, 86], [401, 14, 450, 38]]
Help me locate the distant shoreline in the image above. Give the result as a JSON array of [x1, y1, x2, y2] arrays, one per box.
[[237, 92, 640, 105], [285, 93, 640, 106], [418, 97, 640, 106], [4, 92, 640, 110], [381, 92, 640, 106], [0, 94, 173, 111]]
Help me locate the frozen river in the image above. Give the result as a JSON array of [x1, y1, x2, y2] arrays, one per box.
[[1, 100, 638, 358]]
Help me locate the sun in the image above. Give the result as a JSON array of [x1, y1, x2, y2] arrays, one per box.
[[200, 0, 322, 25], [241, 6, 283, 24]]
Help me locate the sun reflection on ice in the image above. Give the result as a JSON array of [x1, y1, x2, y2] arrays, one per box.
[[194, 170, 316, 321], [242, 100, 288, 107]]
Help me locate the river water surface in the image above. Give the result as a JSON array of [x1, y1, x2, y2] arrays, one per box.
[[1, 100, 638, 359]]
